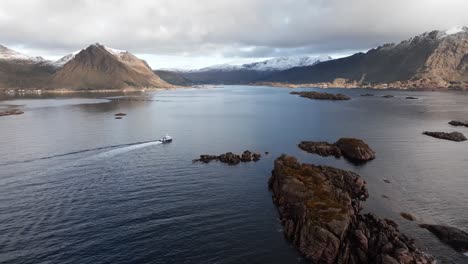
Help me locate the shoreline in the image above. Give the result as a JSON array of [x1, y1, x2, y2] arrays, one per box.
[[253, 81, 465, 91]]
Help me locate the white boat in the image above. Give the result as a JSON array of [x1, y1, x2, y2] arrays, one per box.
[[160, 134, 172, 143]]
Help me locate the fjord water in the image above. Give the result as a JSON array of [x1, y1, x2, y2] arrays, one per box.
[[1, 86, 467, 264]]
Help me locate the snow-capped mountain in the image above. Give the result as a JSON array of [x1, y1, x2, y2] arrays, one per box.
[[242, 55, 332, 71], [0, 44, 46, 63], [52, 45, 127, 67], [51, 43, 171, 89], [195, 55, 332, 72], [265, 27, 468, 88]]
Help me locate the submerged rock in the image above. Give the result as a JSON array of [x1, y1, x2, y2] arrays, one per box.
[[298, 138, 375, 163], [360, 93, 374, 97], [115, 112, 127, 116], [115, 117, 123, 119], [269, 155, 434, 264], [400, 212, 416, 221], [290, 91, 351, 100], [423, 131, 467, 142], [335, 138, 376, 162], [449, 120, 468, 127], [193, 151, 261, 165], [382, 95, 394, 98], [420, 224, 468, 254], [298, 141, 342, 158], [405, 96, 418, 99], [0, 109, 24, 117]]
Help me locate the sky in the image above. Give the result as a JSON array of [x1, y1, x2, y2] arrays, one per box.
[[1, 0, 468, 69]]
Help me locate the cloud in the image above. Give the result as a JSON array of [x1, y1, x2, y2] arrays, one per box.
[[1, 0, 467, 64]]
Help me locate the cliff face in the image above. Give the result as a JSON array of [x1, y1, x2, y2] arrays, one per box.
[[269, 155, 434, 264], [265, 28, 468, 89], [51, 44, 171, 90]]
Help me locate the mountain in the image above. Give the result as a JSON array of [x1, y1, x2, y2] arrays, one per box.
[[162, 56, 331, 84], [0, 44, 172, 90], [0, 45, 57, 89], [51, 44, 172, 90], [153, 70, 193, 86], [264, 27, 468, 89]]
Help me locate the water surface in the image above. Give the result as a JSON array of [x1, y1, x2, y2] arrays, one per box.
[[1, 86, 467, 263]]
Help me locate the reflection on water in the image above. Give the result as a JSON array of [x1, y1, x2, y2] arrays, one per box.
[[0, 86, 467, 263]]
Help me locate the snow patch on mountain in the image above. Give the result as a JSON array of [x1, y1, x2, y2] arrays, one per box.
[[52, 50, 82, 67], [194, 55, 332, 72], [104, 46, 127, 58], [445, 26, 467, 35], [243, 55, 332, 71], [0, 45, 46, 63]]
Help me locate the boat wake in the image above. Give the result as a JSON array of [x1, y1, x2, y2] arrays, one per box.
[[0, 140, 160, 166], [92, 141, 162, 159]]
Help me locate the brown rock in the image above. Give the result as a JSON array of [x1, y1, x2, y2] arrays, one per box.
[[269, 155, 434, 264], [290, 91, 351, 100], [0, 109, 24, 117], [423, 131, 467, 142], [115, 112, 127, 116], [420, 224, 468, 253], [335, 138, 376, 162], [298, 141, 342, 158], [400, 212, 416, 221], [448, 120, 468, 127], [193, 150, 262, 165]]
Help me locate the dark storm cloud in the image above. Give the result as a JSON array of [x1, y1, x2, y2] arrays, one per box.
[[0, 0, 467, 58]]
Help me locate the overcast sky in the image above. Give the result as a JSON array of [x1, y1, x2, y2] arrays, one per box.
[[1, 0, 468, 69]]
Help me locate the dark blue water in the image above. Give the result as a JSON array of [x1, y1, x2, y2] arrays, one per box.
[[1, 86, 467, 263]]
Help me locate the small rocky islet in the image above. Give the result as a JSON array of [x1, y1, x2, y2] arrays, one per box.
[[114, 112, 127, 119], [449, 120, 468, 127], [419, 224, 468, 255], [290, 91, 351, 100], [0, 109, 24, 117], [299, 138, 376, 163], [193, 150, 261, 165], [423, 131, 467, 142], [269, 155, 434, 264]]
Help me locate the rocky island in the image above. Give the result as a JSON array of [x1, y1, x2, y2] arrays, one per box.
[[0, 109, 24, 117], [420, 224, 468, 255], [193, 150, 261, 165], [423, 131, 467, 142], [269, 155, 434, 264], [449, 120, 468, 127], [299, 138, 376, 163], [290, 91, 351, 100]]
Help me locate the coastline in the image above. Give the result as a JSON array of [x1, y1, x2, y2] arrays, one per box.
[[253, 81, 465, 91]]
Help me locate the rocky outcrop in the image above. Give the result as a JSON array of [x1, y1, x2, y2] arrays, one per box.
[[115, 113, 127, 116], [193, 150, 262, 165], [290, 91, 351, 100], [299, 138, 375, 163], [405, 96, 418, 99], [400, 212, 416, 221], [269, 155, 434, 264], [382, 95, 394, 98], [423, 131, 467, 142], [449, 120, 468, 127], [420, 224, 468, 254], [335, 138, 376, 162], [298, 141, 342, 158], [0, 109, 24, 117]]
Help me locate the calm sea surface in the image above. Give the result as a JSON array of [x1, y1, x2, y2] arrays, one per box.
[[0, 86, 467, 263]]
